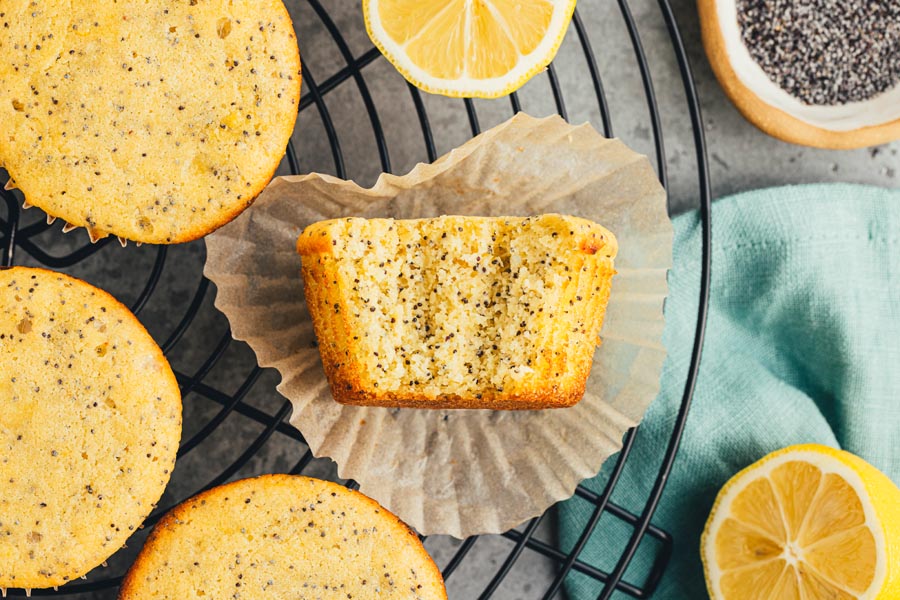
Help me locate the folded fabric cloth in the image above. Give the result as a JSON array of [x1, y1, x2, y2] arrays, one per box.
[[559, 183, 900, 599]]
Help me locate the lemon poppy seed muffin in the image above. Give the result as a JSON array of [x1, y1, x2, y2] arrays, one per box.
[[296, 214, 618, 409], [120, 475, 447, 600], [0, 267, 181, 589], [0, 0, 301, 243]]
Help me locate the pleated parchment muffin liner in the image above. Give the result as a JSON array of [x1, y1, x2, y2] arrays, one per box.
[[5, 184, 140, 247], [204, 113, 672, 537]]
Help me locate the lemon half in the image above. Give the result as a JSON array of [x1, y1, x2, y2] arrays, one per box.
[[364, 0, 577, 98], [702, 444, 900, 599]]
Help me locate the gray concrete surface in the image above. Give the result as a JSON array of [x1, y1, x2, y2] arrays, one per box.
[[7, 0, 897, 599]]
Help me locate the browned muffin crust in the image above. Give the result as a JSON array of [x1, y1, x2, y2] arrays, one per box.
[[120, 475, 447, 600]]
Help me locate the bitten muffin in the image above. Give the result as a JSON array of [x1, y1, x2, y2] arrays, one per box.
[[0, 0, 301, 243], [0, 267, 181, 589], [296, 214, 618, 410], [120, 475, 447, 600]]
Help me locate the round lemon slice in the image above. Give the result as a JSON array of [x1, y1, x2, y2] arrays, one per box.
[[364, 0, 577, 98], [702, 444, 900, 599]]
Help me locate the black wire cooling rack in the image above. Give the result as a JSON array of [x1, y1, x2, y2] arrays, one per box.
[[0, 0, 711, 598]]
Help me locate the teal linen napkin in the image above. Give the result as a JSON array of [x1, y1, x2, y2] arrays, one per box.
[[559, 183, 900, 599]]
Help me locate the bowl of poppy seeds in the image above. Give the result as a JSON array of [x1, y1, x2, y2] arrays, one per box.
[[738, 0, 900, 106], [697, 0, 900, 148]]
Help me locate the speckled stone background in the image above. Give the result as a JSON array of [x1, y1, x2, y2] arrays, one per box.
[[3, 0, 897, 598]]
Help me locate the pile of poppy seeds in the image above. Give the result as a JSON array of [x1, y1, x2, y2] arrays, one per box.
[[737, 0, 900, 105]]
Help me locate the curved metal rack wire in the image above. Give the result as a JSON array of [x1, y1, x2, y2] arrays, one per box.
[[0, 0, 711, 597]]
